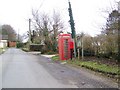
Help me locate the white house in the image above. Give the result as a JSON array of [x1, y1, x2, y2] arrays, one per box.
[[0, 40, 7, 48], [0, 35, 8, 48]]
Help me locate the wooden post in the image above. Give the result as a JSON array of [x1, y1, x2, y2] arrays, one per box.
[[29, 19, 31, 50], [118, 2, 120, 62], [78, 48, 80, 60]]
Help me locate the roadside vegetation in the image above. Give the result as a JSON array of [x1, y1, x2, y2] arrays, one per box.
[[0, 48, 3, 54], [0, 47, 7, 54], [51, 55, 59, 61], [22, 48, 29, 52], [51, 55, 119, 81]]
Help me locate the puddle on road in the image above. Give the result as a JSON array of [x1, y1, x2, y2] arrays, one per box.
[[60, 70, 65, 73]]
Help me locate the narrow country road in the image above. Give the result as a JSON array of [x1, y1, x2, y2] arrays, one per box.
[[0, 48, 118, 88]]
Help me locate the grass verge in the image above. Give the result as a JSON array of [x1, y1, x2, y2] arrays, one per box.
[[0, 48, 3, 54], [22, 48, 29, 52], [51, 55, 120, 78], [51, 55, 59, 61], [68, 60, 119, 75], [0, 48, 7, 54]]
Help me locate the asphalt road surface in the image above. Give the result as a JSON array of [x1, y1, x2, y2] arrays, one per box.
[[0, 48, 118, 88]]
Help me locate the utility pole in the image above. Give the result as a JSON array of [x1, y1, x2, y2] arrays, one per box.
[[118, 1, 120, 62], [18, 29, 19, 42], [77, 35, 81, 60], [81, 33, 84, 60], [29, 19, 32, 47], [68, 0, 77, 58], [78, 48, 80, 59], [118, 2, 120, 87]]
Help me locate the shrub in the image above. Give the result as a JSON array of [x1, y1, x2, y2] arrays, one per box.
[[16, 42, 24, 48]]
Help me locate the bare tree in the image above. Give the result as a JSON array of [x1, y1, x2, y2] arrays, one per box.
[[50, 10, 65, 51], [31, 9, 65, 52]]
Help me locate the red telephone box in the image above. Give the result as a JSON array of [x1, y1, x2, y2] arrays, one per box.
[[58, 34, 74, 60]]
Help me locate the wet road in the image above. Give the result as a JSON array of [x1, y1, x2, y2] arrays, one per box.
[[0, 48, 118, 88]]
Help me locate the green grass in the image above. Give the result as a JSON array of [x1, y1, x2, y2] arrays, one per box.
[[45, 51, 57, 55], [51, 55, 120, 75], [22, 48, 29, 52], [0, 48, 3, 54], [72, 61, 119, 75], [0, 48, 7, 54], [51, 55, 59, 61]]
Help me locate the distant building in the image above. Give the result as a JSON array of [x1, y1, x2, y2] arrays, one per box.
[[0, 35, 8, 48], [8, 41, 16, 47], [0, 35, 16, 48]]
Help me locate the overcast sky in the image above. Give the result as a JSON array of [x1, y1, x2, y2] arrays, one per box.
[[0, 0, 119, 36]]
